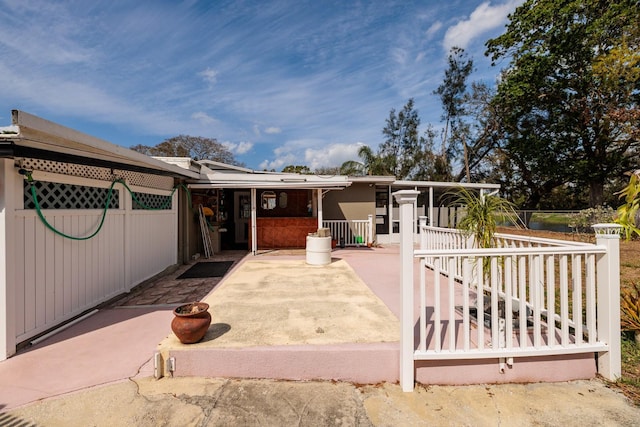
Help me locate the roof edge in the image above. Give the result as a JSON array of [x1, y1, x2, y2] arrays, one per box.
[[10, 110, 199, 179]]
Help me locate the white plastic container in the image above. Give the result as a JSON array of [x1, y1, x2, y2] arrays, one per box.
[[306, 235, 332, 265]]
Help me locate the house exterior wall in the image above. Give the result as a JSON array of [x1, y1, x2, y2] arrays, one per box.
[[1, 164, 178, 359], [323, 183, 375, 223]]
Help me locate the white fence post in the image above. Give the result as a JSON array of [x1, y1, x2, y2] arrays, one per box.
[[394, 190, 419, 392], [367, 214, 373, 246], [418, 216, 427, 250], [593, 223, 622, 381]]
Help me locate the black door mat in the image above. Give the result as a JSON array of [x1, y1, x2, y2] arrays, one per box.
[[177, 261, 234, 279]]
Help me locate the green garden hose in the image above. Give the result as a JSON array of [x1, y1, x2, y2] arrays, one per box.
[[20, 169, 192, 241]]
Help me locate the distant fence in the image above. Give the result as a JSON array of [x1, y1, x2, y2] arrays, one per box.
[[323, 215, 373, 247]]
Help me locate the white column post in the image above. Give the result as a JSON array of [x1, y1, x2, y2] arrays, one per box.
[[0, 160, 18, 360], [394, 189, 419, 392], [418, 216, 427, 229], [367, 214, 373, 246], [388, 185, 394, 236], [317, 189, 323, 230], [594, 223, 622, 381], [429, 187, 434, 227], [250, 188, 257, 255]]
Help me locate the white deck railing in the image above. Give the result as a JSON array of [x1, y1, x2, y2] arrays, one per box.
[[396, 191, 621, 392], [323, 215, 373, 247]]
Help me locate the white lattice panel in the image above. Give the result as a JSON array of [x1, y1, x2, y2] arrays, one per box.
[[115, 169, 174, 191], [17, 158, 175, 190]]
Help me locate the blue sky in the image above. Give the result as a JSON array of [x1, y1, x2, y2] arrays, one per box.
[[0, 0, 523, 171]]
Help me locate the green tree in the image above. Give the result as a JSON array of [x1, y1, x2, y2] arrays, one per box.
[[282, 165, 311, 174], [131, 135, 239, 165], [434, 47, 474, 181], [380, 99, 427, 179], [485, 0, 640, 208], [339, 145, 393, 177], [314, 166, 341, 175]]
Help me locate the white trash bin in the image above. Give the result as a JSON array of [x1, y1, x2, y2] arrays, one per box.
[[306, 235, 331, 265]]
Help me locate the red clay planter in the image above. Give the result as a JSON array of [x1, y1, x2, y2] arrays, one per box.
[[171, 302, 211, 344]]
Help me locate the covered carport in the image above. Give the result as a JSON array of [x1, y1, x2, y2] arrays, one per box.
[[185, 163, 351, 255]]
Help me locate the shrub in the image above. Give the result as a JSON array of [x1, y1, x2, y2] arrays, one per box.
[[568, 205, 616, 233], [621, 282, 640, 344]]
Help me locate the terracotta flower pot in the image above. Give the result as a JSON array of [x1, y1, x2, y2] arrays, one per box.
[[171, 302, 211, 344]]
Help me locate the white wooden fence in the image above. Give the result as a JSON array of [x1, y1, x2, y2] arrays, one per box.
[[323, 214, 373, 246], [7, 169, 178, 351], [395, 190, 621, 391]]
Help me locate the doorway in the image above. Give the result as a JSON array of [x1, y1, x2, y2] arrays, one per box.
[[234, 191, 251, 244]]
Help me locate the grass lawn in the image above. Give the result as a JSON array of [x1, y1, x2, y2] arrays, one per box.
[[498, 226, 640, 406]]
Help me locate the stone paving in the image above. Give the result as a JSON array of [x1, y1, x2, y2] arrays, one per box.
[[108, 251, 248, 307]]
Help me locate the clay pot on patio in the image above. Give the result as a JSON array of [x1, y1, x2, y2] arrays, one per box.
[[171, 302, 211, 344]]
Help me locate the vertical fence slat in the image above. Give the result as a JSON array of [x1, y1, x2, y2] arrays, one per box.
[[518, 255, 527, 348], [505, 255, 513, 349], [572, 255, 583, 345], [420, 257, 426, 352], [491, 257, 499, 350], [434, 258, 442, 352], [546, 255, 556, 347], [586, 254, 597, 344], [476, 260, 484, 350], [463, 258, 471, 351], [560, 255, 570, 346], [448, 257, 456, 351]]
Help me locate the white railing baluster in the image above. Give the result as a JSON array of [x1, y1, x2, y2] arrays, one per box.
[[434, 257, 442, 352], [448, 257, 456, 351], [476, 260, 484, 350], [586, 253, 596, 345], [560, 255, 570, 346], [533, 254, 542, 348], [546, 255, 556, 347], [463, 258, 471, 352], [518, 255, 527, 348], [573, 255, 583, 345], [420, 257, 426, 352], [491, 257, 499, 350], [505, 255, 513, 350]]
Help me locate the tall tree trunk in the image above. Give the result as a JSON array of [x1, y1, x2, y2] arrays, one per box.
[[462, 136, 470, 182], [589, 180, 604, 207]]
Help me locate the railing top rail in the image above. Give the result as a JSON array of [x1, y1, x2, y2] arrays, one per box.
[[414, 245, 606, 257], [421, 225, 592, 247], [324, 219, 370, 223], [494, 232, 593, 247]]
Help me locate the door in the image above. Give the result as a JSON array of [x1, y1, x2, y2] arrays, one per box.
[[234, 191, 251, 243]]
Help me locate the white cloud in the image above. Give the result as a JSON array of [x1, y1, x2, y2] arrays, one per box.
[[443, 1, 523, 51], [425, 21, 443, 39], [191, 111, 217, 125], [265, 126, 282, 134], [223, 140, 254, 155], [305, 142, 365, 171], [198, 67, 218, 87]]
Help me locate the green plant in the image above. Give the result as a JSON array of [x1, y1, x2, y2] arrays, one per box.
[[451, 187, 520, 249], [615, 171, 640, 241], [621, 282, 640, 344]]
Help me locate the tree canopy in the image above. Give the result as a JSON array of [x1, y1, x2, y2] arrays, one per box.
[[485, 0, 640, 208], [131, 135, 240, 165]]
